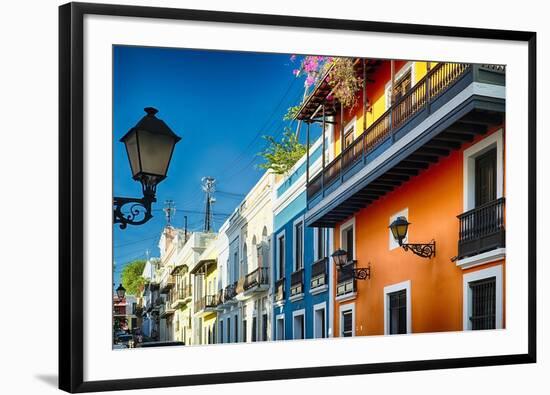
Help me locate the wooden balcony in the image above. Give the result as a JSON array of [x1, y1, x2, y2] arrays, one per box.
[[274, 277, 285, 303], [457, 197, 505, 259], [289, 268, 304, 299], [310, 257, 328, 292], [306, 63, 505, 227]]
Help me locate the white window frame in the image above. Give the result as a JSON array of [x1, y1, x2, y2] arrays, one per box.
[[463, 264, 503, 330], [342, 117, 357, 149], [313, 302, 327, 339], [275, 313, 285, 341], [292, 216, 305, 271], [462, 128, 504, 212], [389, 208, 409, 251], [339, 303, 355, 337], [385, 61, 416, 109], [292, 308, 306, 340], [339, 216, 356, 260], [313, 227, 327, 261], [384, 280, 412, 335], [276, 230, 286, 279]]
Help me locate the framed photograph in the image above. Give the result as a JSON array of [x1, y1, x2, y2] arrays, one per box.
[[59, 2, 537, 393]]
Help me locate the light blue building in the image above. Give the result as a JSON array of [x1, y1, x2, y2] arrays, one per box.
[[272, 137, 334, 340]]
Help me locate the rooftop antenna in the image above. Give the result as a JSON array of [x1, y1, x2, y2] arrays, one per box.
[[163, 200, 176, 226], [201, 177, 216, 232]]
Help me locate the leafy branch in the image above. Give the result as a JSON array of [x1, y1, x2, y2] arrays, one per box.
[[258, 128, 307, 175]]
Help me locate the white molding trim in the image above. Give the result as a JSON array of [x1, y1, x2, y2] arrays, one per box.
[[384, 280, 412, 335], [310, 284, 328, 296], [344, 115, 357, 138], [275, 313, 285, 341], [335, 292, 357, 303], [385, 61, 415, 109], [313, 301, 327, 339], [339, 303, 355, 337], [462, 128, 504, 211], [389, 208, 409, 251], [292, 216, 305, 271], [339, 216, 356, 259], [463, 264, 503, 330], [289, 293, 304, 303], [292, 308, 306, 340], [456, 248, 506, 270], [275, 230, 285, 280]]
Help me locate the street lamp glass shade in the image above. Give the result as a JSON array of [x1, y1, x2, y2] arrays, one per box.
[[331, 248, 348, 267], [120, 107, 181, 188], [116, 283, 126, 299], [389, 216, 410, 245]]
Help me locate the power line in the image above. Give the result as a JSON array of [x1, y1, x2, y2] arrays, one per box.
[[114, 235, 159, 249], [218, 76, 299, 179]]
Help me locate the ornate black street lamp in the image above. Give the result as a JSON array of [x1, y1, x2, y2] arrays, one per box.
[[114, 107, 181, 229], [331, 248, 371, 280], [116, 283, 126, 299], [389, 216, 436, 258]]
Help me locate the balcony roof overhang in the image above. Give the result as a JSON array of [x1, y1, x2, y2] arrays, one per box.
[[295, 58, 383, 121], [170, 264, 188, 275], [190, 258, 217, 275], [306, 93, 505, 228]]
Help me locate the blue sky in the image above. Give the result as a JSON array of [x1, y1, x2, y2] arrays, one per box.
[[113, 46, 310, 287]]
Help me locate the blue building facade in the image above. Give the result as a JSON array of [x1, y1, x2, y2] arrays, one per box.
[[272, 139, 333, 340]]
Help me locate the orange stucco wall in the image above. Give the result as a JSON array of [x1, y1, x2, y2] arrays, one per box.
[[333, 127, 506, 337]]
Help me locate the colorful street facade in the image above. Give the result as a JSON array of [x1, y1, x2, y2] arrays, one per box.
[[272, 137, 334, 340], [298, 60, 506, 336], [216, 172, 274, 343], [133, 59, 506, 346]]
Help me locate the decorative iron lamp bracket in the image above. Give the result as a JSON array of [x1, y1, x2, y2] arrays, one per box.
[[113, 192, 156, 229], [338, 261, 372, 280], [399, 240, 436, 259]]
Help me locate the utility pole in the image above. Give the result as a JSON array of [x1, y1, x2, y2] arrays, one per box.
[[201, 177, 216, 232], [163, 200, 176, 226]]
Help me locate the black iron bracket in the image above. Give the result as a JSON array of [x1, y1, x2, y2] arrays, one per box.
[[113, 194, 156, 229], [401, 241, 436, 259], [339, 261, 371, 280]]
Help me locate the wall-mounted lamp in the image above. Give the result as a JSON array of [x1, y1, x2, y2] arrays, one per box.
[[389, 216, 436, 259], [331, 249, 371, 280]]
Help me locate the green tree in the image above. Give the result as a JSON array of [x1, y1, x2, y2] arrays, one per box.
[[258, 128, 307, 175], [120, 259, 146, 296]]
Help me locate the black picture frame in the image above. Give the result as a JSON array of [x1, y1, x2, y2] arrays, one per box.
[[59, 2, 537, 393]]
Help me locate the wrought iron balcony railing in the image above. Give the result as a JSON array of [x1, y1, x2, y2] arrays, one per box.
[[224, 281, 238, 302], [311, 257, 328, 290], [194, 295, 217, 313], [457, 197, 505, 259], [170, 285, 192, 307], [290, 268, 304, 297], [243, 267, 269, 291]]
